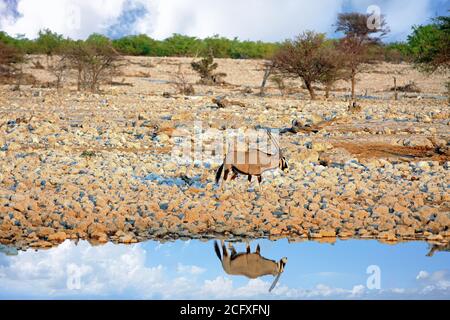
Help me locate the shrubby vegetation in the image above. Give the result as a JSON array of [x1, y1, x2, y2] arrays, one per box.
[[0, 13, 447, 98], [0, 39, 27, 89], [191, 52, 227, 85], [272, 31, 345, 100], [61, 34, 121, 92], [334, 12, 390, 100], [1, 14, 447, 65], [0, 31, 279, 59], [407, 16, 449, 73]]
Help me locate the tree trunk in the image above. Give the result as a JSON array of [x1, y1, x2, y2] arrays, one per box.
[[259, 64, 272, 96], [351, 69, 356, 101], [77, 67, 82, 91], [393, 76, 398, 101], [447, 82, 450, 104], [325, 84, 331, 99], [14, 65, 23, 91], [304, 80, 316, 100]]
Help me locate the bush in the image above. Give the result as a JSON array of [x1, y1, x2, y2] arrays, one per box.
[[36, 29, 66, 63], [407, 16, 450, 73], [171, 64, 195, 95], [272, 31, 345, 100], [1, 30, 280, 60], [63, 35, 120, 92], [113, 34, 158, 56], [191, 52, 226, 85], [0, 40, 25, 83]]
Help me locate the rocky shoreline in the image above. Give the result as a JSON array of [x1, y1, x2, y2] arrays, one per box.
[[0, 57, 449, 251]]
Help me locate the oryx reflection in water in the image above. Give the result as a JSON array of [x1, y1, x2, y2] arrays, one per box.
[[426, 242, 450, 257], [214, 240, 287, 292]]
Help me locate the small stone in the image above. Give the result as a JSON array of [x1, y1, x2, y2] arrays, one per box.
[[372, 205, 389, 216], [120, 234, 137, 244], [91, 231, 108, 243], [30, 241, 53, 248], [427, 234, 443, 241], [48, 231, 67, 242], [319, 230, 336, 237]]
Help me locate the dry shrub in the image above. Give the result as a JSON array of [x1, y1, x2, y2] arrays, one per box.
[[191, 52, 226, 85], [171, 64, 195, 95], [31, 59, 45, 69], [272, 31, 345, 99], [63, 40, 120, 92], [335, 12, 390, 100], [0, 41, 23, 83], [270, 75, 286, 95], [48, 56, 70, 89], [390, 81, 421, 93]]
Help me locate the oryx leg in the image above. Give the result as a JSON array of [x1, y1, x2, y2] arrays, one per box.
[[257, 176, 263, 191], [247, 175, 253, 191], [230, 172, 238, 181], [246, 242, 251, 254], [223, 169, 230, 181], [221, 167, 230, 189], [256, 244, 261, 255], [228, 242, 237, 256]]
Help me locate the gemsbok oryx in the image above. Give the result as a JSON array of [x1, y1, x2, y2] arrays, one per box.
[[214, 240, 288, 292], [215, 130, 288, 187]]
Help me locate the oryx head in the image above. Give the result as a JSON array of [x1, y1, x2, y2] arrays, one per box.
[[267, 129, 289, 173], [269, 257, 288, 292], [279, 156, 289, 172]]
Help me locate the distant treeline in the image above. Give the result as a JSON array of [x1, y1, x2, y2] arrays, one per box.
[[0, 29, 410, 62]]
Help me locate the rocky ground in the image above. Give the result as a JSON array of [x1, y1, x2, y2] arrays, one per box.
[[0, 56, 449, 250]]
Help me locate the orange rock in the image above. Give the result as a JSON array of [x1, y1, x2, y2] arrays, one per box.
[[36, 227, 55, 238], [91, 231, 108, 243], [30, 241, 53, 248], [319, 230, 336, 237], [48, 231, 67, 242]]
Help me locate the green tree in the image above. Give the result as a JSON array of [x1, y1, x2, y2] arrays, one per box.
[[36, 29, 65, 64], [407, 15, 450, 73], [162, 34, 202, 56], [112, 34, 158, 56]]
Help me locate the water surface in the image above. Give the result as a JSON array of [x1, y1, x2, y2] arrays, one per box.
[[0, 239, 449, 299]]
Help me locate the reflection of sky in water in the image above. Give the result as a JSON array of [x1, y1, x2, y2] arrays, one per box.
[[0, 239, 449, 299]]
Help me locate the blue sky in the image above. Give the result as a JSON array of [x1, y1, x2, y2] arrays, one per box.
[[0, 239, 449, 299], [0, 0, 448, 42]]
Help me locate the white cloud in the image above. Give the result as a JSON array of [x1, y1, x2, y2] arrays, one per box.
[[0, 0, 128, 39], [350, 284, 366, 297], [0, 0, 443, 41], [417, 270, 450, 293], [416, 270, 429, 280], [177, 263, 206, 275], [0, 1, 6, 14], [137, 0, 345, 41], [0, 240, 165, 298]]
